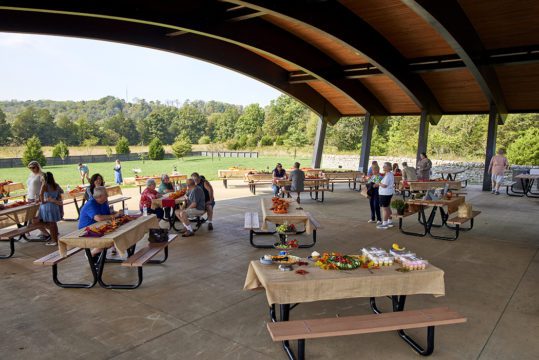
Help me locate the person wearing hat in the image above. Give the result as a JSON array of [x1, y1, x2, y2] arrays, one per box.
[[271, 163, 287, 196]]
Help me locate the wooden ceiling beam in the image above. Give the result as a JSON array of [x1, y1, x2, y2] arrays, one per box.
[[223, 0, 443, 118], [402, 0, 508, 124], [0, 8, 343, 123]]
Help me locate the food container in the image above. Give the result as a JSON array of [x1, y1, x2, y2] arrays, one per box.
[[401, 257, 428, 270]]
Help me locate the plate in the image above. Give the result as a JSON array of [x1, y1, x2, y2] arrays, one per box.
[[272, 255, 301, 265], [259, 257, 273, 265]]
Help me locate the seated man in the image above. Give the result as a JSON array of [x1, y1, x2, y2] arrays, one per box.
[[78, 186, 122, 229], [287, 162, 305, 203], [191, 172, 215, 231], [78, 186, 123, 260], [175, 179, 206, 237]]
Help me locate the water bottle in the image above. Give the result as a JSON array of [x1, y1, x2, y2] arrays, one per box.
[[124, 204, 128, 216], [66, 184, 71, 192], [143, 204, 148, 216]]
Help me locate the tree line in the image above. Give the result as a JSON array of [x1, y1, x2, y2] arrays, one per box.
[[1, 95, 538, 165]]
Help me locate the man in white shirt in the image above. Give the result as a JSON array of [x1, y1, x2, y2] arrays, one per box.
[[375, 162, 394, 230]]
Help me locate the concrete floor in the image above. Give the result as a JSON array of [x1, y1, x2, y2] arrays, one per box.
[[1, 181, 538, 360]]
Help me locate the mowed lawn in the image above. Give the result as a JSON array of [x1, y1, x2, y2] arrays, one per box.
[[0, 156, 312, 187]]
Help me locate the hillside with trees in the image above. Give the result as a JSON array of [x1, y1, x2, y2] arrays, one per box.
[[0, 95, 538, 164]]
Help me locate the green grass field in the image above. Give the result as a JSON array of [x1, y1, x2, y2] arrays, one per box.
[[0, 156, 312, 188]]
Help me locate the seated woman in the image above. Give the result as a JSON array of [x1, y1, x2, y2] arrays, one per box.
[[39, 172, 63, 246], [158, 174, 174, 194], [271, 163, 287, 196], [140, 179, 164, 219], [85, 173, 105, 201], [392, 163, 402, 176]]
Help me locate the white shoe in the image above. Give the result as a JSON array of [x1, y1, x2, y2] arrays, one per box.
[[386, 223, 394, 228], [376, 224, 388, 230], [368, 219, 376, 223], [376, 221, 382, 225]]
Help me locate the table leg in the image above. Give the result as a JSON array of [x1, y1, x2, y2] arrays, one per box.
[[0, 237, 15, 259], [269, 304, 303, 360], [399, 206, 431, 237], [523, 179, 539, 198], [51, 249, 98, 288], [95, 248, 143, 289], [370, 296, 435, 356]]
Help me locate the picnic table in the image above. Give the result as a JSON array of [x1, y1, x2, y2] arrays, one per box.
[[510, 173, 539, 198], [151, 195, 187, 230], [53, 214, 160, 289], [322, 170, 363, 191], [247, 198, 319, 248], [438, 168, 465, 181], [245, 173, 273, 194], [399, 197, 479, 241], [218, 169, 256, 188], [0, 182, 27, 202], [0, 202, 48, 258], [244, 259, 446, 358], [276, 178, 330, 202]]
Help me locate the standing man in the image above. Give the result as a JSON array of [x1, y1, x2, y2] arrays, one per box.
[[175, 179, 206, 237], [488, 149, 509, 195], [191, 172, 215, 230], [288, 162, 305, 203], [375, 162, 395, 230], [78, 163, 90, 184], [416, 153, 432, 180]]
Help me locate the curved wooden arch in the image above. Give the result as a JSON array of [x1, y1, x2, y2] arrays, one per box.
[[0, 9, 343, 122], [225, 0, 442, 120], [0, 1, 389, 118]]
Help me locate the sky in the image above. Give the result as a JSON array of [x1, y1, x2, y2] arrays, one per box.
[[0, 33, 281, 106]]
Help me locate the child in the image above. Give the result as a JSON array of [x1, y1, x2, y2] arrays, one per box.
[[39, 172, 63, 246]]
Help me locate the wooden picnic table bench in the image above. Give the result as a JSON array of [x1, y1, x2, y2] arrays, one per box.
[[218, 169, 256, 188], [1, 222, 49, 259], [398, 197, 480, 241], [323, 171, 363, 191], [0, 182, 27, 203], [106, 185, 131, 210], [245, 173, 273, 194], [278, 178, 331, 203], [267, 307, 466, 359]]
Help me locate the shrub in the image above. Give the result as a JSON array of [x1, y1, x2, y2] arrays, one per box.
[[275, 136, 284, 146], [198, 135, 211, 144], [507, 128, 539, 165], [226, 139, 240, 150], [247, 136, 259, 148], [172, 135, 192, 160], [115, 136, 130, 154], [237, 134, 248, 148], [148, 138, 165, 160], [260, 135, 273, 146], [52, 141, 69, 159], [22, 135, 46, 167]]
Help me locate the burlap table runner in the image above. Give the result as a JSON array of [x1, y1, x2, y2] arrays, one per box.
[[244, 260, 445, 305], [0, 203, 39, 229], [58, 215, 159, 257], [151, 195, 186, 209], [260, 198, 313, 234]]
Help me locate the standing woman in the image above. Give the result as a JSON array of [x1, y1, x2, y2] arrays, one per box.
[[85, 173, 105, 201], [114, 159, 123, 185], [416, 153, 432, 180], [367, 165, 383, 224], [27, 161, 49, 239], [39, 172, 63, 246]]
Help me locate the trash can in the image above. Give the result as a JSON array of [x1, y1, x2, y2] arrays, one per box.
[[512, 169, 529, 191]]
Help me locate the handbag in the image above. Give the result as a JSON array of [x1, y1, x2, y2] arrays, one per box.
[[148, 228, 169, 243], [366, 182, 375, 197]]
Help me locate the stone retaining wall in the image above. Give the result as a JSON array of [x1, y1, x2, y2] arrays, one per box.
[[321, 155, 538, 184]]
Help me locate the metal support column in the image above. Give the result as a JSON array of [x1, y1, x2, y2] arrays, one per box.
[[482, 105, 499, 191], [311, 116, 327, 169], [416, 111, 430, 165], [359, 113, 374, 174]]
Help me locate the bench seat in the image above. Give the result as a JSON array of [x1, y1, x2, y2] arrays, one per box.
[[33, 247, 82, 266], [1, 222, 50, 259], [447, 211, 481, 225], [122, 234, 177, 267], [244, 212, 260, 230], [394, 210, 418, 219], [267, 307, 466, 359]]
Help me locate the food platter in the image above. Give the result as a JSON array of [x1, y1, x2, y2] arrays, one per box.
[[315, 252, 362, 270], [270, 197, 289, 214]]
